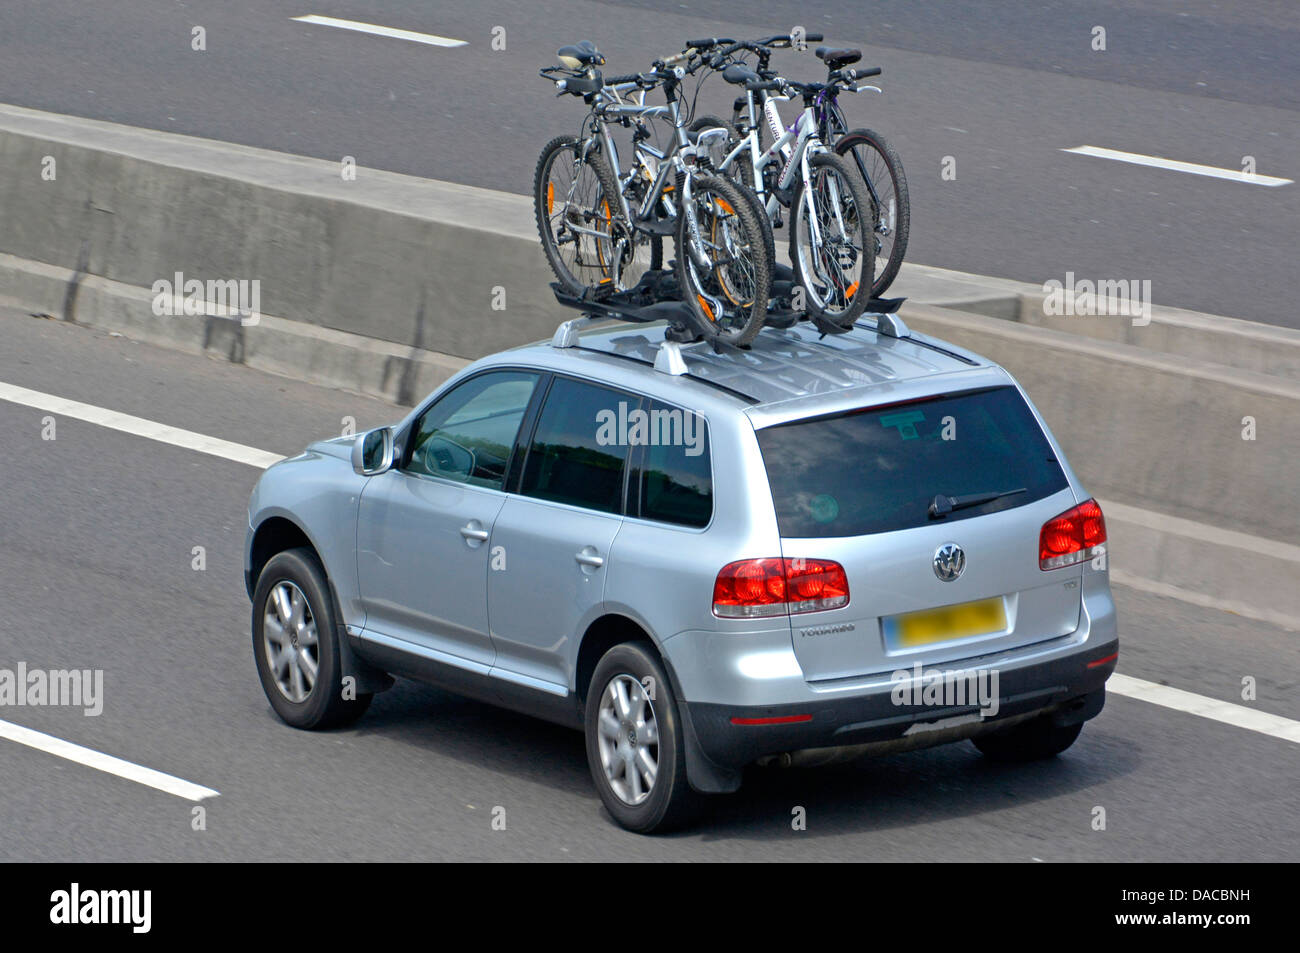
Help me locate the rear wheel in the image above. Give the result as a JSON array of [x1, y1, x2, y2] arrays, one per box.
[[675, 174, 771, 347], [972, 717, 1083, 761], [585, 643, 699, 833], [834, 128, 910, 297], [534, 136, 661, 293], [789, 152, 875, 326]]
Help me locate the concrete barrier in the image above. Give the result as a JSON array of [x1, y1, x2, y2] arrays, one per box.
[[890, 264, 1300, 381], [1, 103, 1296, 627], [0, 102, 560, 361]]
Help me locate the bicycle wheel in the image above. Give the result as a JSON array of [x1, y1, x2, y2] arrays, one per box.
[[534, 135, 616, 293], [674, 174, 772, 348], [689, 116, 775, 268], [788, 152, 875, 326], [834, 128, 909, 297], [534, 136, 661, 294]]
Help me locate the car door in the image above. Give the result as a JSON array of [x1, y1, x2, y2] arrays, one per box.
[[356, 369, 542, 671], [486, 376, 635, 692]]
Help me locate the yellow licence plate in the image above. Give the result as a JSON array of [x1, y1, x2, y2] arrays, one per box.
[[890, 597, 1007, 648]]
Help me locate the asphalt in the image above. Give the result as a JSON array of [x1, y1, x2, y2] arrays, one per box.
[[0, 1, 1297, 327], [0, 304, 1297, 861]]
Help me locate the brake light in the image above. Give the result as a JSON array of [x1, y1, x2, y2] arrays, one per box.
[[1039, 499, 1107, 570], [712, 558, 849, 618]]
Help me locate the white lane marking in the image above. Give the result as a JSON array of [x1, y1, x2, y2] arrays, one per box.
[[6, 379, 1300, 751], [0, 718, 219, 801], [1108, 673, 1300, 745], [0, 381, 283, 469], [1062, 145, 1293, 186], [291, 14, 467, 47]]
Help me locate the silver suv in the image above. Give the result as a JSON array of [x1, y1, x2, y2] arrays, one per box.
[[245, 314, 1118, 833]]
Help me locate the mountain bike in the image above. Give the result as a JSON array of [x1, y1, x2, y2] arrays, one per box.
[[695, 36, 910, 302], [687, 37, 875, 326]]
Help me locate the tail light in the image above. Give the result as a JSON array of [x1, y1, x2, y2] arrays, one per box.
[[1039, 499, 1107, 570], [713, 558, 849, 618]]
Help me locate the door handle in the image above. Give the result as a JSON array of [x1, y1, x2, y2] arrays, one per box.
[[575, 551, 604, 568], [460, 524, 490, 542]]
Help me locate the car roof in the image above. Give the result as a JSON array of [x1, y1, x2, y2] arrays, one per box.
[[487, 316, 1008, 425]]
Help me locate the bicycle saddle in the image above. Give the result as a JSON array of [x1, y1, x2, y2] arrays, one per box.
[[557, 41, 605, 68], [722, 64, 763, 88], [815, 46, 862, 69]]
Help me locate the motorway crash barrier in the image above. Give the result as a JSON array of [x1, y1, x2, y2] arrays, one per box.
[[1, 103, 1297, 626]]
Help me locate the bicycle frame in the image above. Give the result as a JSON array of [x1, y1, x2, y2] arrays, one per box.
[[555, 74, 730, 278], [718, 93, 843, 251]]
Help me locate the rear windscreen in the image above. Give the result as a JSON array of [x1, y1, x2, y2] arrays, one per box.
[[756, 387, 1068, 538]]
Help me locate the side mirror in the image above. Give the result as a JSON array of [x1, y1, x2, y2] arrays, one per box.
[[352, 427, 395, 476]]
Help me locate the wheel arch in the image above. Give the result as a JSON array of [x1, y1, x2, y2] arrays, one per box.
[[247, 514, 317, 599], [574, 611, 741, 794], [247, 512, 393, 696]]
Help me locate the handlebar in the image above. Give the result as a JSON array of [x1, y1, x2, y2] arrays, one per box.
[[685, 36, 734, 50], [754, 32, 823, 48], [604, 72, 653, 86]]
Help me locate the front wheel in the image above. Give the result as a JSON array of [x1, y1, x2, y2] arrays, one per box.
[[585, 643, 699, 833], [789, 152, 875, 327], [834, 128, 910, 297], [252, 548, 372, 729], [688, 116, 775, 266], [674, 174, 772, 348]]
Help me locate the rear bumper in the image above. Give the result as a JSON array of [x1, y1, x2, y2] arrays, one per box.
[[683, 638, 1117, 773]]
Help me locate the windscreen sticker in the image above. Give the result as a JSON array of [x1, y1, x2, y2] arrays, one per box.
[[808, 493, 840, 523], [880, 410, 926, 440]]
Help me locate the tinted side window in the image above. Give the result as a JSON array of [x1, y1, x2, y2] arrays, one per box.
[[406, 371, 539, 490], [520, 377, 631, 514], [636, 401, 712, 528]]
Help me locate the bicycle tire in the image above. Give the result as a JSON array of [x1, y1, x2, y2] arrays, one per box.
[[833, 128, 910, 297], [689, 116, 775, 268], [674, 174, 772, 348], [788, 151, 875, 326], [534, 136, 663, 293]]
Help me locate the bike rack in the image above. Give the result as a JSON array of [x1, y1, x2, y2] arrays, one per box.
[[548, 264, 909, 364]]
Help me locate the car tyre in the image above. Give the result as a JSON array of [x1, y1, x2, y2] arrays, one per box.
[[971, 716, 1082, 762], [252, 547, 372, 730], [585, 643, 699, 834]]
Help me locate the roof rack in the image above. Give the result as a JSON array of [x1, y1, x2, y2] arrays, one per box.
[[548, 265, 911, 373], [543, 275, 991, 405]]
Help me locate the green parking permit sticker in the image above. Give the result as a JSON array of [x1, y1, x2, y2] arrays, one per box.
[[880, 410, 925, 440], [810, 493, 839, 523]]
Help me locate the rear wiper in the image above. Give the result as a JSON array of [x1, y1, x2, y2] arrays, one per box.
[[928, 487, 1026, 519]]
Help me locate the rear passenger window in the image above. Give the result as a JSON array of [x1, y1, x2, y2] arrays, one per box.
[[520, 377, 632, 514], [637, 401, 712, 528]]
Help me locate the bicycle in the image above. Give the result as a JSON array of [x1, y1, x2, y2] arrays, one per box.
[[693, 36, 910, 303], [535, 41, 772, 347], [692, 38, 875, 326]]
